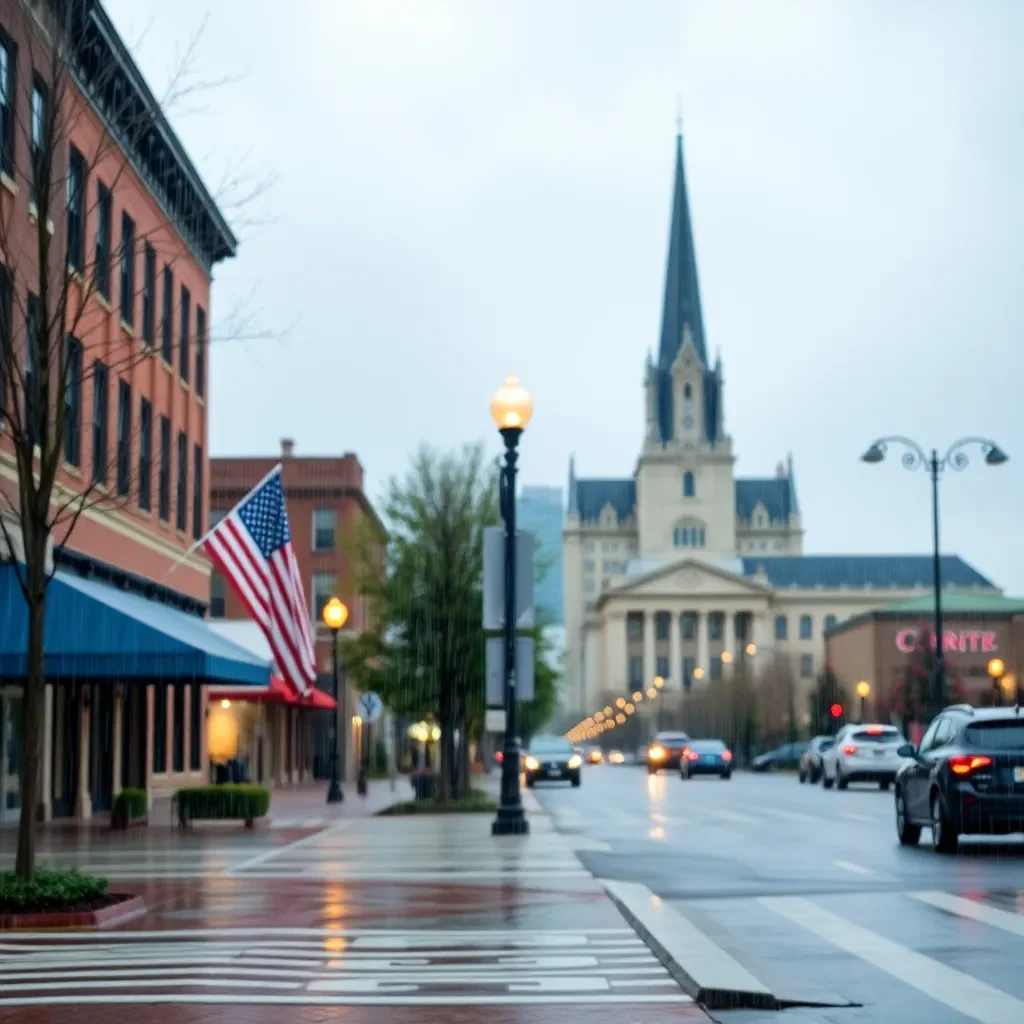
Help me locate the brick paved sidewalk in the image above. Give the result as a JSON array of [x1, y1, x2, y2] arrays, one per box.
[[0, 787, 709, 1022]]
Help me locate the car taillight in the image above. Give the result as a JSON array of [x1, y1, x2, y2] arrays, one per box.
[[948, 755, 993, 775], [687, 750, 699, 761], [722, 750, 733, 762], [842, 744, 857, 755]]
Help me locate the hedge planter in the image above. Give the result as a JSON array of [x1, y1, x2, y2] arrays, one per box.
[[0, 870, 144, 929], [175, 784, 271, 829], [111, 788, 148, 830]]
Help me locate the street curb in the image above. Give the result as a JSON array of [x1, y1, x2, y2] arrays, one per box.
[[602, 880, 778, 1012]]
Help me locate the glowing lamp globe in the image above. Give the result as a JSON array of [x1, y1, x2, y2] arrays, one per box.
[[856, 680, 871, 699], [322, 597, 348, 631], [490, 375, 533, 431]]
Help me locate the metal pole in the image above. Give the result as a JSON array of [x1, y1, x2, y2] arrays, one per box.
[[326, 627, 343, 803], [493, 427, 528, 836], [358, 719, 369, 796], [930, 450, 945, 718]]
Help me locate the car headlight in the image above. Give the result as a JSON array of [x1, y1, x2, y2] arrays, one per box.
[[524, 756, 540, 771], [568, 755, 582, 769], [649, 745, 666, 760]]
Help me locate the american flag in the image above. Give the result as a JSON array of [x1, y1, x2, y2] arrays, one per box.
[[204, 467, 316, 695]]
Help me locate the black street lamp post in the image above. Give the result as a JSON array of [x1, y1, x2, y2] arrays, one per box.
[[323, 597, 349, 804], [861, 436, 1008, 718], [491, 375, 533, 837]]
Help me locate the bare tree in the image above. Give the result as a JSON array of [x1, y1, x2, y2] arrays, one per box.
[[0, 0, 264, 880]]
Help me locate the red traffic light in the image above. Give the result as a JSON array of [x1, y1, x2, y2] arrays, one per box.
[[830, 703, 843, 718]]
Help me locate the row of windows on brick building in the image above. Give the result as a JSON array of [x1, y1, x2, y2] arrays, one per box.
[[0, 37, 208, 394], [623, 611, 840, 643], [0, 266, 204, 540]]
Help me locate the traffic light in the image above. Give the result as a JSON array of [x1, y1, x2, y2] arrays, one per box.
[[830, 703, 843, 719]]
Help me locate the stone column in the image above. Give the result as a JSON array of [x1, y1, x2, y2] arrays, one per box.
[[75, 689, 92, 820], [112, 686, 123, 796], [752, 611, 769, 654], [669, 611, 682, 689], [643, 611, 657, 687], [697, 611, 709, 681]]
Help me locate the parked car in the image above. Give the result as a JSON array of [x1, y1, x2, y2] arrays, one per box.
[[895, 704, 1024, 854], [751, 741, 808, 772], [799, 735, 836, 784], [821, 723, 906, 790], [680, 739, 733, 780], [524, 735, 582, 788], [646, 731, 691, 773]]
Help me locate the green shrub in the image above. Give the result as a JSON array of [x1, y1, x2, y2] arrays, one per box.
[[176, 784, 271, 827], [378, 790, 496, 816], [112, 788, 147, 821], [0, 869, 108, 911]]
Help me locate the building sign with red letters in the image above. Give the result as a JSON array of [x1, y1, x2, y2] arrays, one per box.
[[895, 628, 998, 654]]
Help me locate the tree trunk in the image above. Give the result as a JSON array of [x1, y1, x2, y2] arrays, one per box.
[[437, 675, 455, 802], [456, 714, 471, 799], [15, 590, 46, 881]]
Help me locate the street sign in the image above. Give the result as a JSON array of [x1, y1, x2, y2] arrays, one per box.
[[485, 708, 506, 733], [485, 636, 534, 705], [482, 528, 534, 631], [357, 691, 384, 724]]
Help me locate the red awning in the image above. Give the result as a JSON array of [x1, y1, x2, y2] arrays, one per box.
[[209, 676, 337, 710]]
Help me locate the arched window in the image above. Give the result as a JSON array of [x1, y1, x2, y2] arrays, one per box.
[[672, 518, 706, 548], [683, 471, 695, 497]]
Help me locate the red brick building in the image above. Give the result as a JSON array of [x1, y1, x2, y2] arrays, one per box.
[[0, 0, 262, 824], [209, 440, 385, 784]]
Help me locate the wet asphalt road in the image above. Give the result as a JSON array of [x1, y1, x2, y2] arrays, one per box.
[[534, 764, 1024, 1024]]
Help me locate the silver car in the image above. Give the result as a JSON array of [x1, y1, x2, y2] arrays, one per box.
[[821, 724, 907, 791]]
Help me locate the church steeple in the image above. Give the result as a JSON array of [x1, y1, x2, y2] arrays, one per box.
[[657, 129, 707, 371]]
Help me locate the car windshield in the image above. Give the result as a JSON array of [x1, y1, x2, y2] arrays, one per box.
[[655, 733, 689, 744], [530, 738, 572, 754], [688, 740, 726, 753], [853, 728, 902, 743], [965, 722, 1024, 750], [817, 738, 835, 750]]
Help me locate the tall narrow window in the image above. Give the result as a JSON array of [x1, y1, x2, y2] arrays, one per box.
[[91, 361, 108, 483], [119, 212, 135, 326], [138, 398, 152, 511], [158, 415, 171, 521], [0, 265, 11, 423], [116, 379, 131, 496], [30, 77, 46, 207], [0, 35, 15, 177], [63, 336, 82, 466], [312, 508, 336, 551], [141, 244, 155, 346], [179, 285, 190, 383], [189, 685, 202, 771], [683, 471, 695, 497], [195, 305, 206, 398], [152, 685, 167, 774], [175, 430, 187, 531], [172, 685, 185, 773], [95, 181, 111, 299], [192, 443, 203, 540], [66, 146, 85, 272], [311, 572, 336, 624], [161, 265, 173, 362], [25, 294, 39, 445]]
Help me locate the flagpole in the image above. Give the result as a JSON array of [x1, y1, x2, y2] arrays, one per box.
[[160, 462, 284, 583]]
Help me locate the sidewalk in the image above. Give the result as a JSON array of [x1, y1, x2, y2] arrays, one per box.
[[0, 779, 708, 1022]]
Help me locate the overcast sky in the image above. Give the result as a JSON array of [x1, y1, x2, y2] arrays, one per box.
[[105, 0, 1024, 592]]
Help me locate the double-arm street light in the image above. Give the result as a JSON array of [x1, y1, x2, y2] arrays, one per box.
[[861, 436, 1008, 717], [491, 375, 533, 837], [322, 597, 349, 804]]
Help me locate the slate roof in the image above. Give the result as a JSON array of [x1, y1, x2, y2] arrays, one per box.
[[740, 556, 995, 590], [735, 478, 795, 523], [575, 479, 637, 523], [877, 592, 1024, 616]]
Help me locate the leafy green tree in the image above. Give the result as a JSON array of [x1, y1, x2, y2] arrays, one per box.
[[343, 443, 496, 799]]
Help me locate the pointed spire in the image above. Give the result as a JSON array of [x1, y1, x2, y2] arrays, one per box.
[[787, 452, 800, 515], [657, 127, 707, 371], [567, 455, 579, 516]]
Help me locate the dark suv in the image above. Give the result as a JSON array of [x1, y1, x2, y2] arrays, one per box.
[[895, 704, 1024, 854]]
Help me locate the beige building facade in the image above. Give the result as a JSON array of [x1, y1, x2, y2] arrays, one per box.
[[562, 134, 1000, 719]]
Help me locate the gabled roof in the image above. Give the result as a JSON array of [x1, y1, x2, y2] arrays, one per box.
[[574, 479, 637, 523], [598, 556, 773, 606], [741, 555, 996, 590], [735, 478, 795, 523]]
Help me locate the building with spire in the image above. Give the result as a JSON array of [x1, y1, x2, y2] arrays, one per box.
[[562, 133, 999, 719]]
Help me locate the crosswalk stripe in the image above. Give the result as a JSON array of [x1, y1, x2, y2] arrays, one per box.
[[910, 892, 1024, 938], [760, 896, 1024, 1024]]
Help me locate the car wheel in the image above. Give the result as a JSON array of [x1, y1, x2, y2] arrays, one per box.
[[822, 770, 834, 789], [895, 788, 920, 846], [836, 772, 849, 791], [526, 779, 535, 788], [571, 775, 581, 789], [931, 792, 958, 854], [722, 770, 731, 780], [799, 770, 807, 784], [879, 780, 890, 791]]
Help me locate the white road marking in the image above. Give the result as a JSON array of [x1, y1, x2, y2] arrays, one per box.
[[910, 891, 1024, 937], [0, 927, 635, 941], [708, 809, 759, 824], [0, 994, 693, 1006], [842, 812, 881, 823], [834, 860, 873, 875], [604, 881, 774, 1004], [760, 896, 1024, 1024], [226, 820, 353, 875], [761, 807, 819, 824]]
